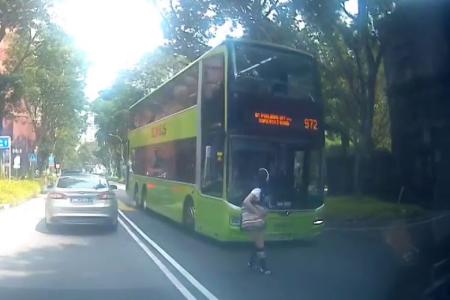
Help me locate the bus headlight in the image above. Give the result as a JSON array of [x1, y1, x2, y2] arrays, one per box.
[[313, 219, 324, 225]]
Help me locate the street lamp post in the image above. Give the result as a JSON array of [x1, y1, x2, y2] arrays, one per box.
[[108, 134, 125, 178]]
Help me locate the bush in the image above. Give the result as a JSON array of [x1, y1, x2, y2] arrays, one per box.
[[324, 195, 425, 222], [0, 180, 42, 206]]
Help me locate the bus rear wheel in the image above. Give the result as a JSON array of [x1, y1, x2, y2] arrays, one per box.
[[133, 185, 140, 208], [183, 199, 195, 231]]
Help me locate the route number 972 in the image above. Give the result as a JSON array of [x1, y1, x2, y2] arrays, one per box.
[[304, 118, 318, 131]]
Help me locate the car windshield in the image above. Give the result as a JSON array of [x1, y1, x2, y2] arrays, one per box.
[[56, 176, 108, 189]]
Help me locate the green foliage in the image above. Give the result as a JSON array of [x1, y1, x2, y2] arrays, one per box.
[[0, 180, 41, 205], [0, 0, 51, 120], [6, 24, 87, 168], [0, 0, 50, 43], [324, 195, 425, 221], [77, 142, 99, 167], [163, 0, 298, 58]]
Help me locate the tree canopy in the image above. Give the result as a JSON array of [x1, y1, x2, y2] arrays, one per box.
[[4, 22, 87, 169]]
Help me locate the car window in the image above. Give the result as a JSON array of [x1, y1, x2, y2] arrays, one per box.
[[56, 176, 108, 189]]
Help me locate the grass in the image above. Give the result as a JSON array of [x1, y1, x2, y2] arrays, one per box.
[[324, 195, 426, 222], [0, 180, 42, 206]]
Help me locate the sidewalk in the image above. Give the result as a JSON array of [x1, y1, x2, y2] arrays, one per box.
[[0, 194, 45, 212]]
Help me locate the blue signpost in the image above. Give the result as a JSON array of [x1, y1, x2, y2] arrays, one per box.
[[0, 136, 12, 179], [0, 136, 10, 149], [29, 153, 37, 163], [48, 154, 54, 167]]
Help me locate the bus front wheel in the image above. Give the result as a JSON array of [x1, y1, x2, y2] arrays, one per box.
[[183, 198, 195, 231], [141, 187, 148, 211]]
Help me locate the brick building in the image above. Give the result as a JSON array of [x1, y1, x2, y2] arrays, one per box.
[[0, 32, 37, 175]]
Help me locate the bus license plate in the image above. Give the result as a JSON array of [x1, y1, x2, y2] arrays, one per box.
[[272, 222, 289, 231]]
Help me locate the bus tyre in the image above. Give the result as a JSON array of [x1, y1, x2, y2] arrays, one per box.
[[141, 188, 148, 211], [134, 185, 139, 208], [183, 199, 195, 231]]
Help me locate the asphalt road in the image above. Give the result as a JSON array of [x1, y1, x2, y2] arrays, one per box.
[[1, 188, 448, 300]]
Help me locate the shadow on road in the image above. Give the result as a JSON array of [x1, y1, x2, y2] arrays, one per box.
[[35, 218, 115, 236]]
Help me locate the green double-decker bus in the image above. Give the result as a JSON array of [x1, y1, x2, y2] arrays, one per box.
[[127, 39, 325, 241]]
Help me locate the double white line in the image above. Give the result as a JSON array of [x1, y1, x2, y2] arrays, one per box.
[[118, 210, 219, 300]]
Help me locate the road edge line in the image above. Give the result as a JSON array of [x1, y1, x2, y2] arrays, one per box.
[[119, 210, 219, 300], [118, 218, 196, 300]]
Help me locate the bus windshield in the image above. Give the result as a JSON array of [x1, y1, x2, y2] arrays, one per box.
[[228, 137, 323, 209], [234, 44, 317, 99]]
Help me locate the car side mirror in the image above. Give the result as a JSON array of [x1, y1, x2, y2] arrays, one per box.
[[109, 184, 118, 190]]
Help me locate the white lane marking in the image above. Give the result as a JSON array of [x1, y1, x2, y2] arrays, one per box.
[[119, 210, 219, 300], [118, 218, 196, 300]]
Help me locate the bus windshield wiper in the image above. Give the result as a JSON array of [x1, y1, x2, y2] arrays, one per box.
[[237, 56, 277, 77]]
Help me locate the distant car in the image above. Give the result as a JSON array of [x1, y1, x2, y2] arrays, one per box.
[[45, 174, 118, 231]]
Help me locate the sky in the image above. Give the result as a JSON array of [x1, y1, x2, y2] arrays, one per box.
[[53, 0, 164, 101], [54, 0, 358, 102]]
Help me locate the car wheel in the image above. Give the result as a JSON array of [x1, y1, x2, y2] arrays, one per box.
[[108, 220, 118, 232], [183, 199, 195, 231], [45, 218, 56, 232]]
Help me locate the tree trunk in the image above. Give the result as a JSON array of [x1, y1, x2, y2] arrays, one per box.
[[341, 131, 350, 156]]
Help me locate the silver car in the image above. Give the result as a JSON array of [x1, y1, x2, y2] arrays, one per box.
[[45, 174, 118, 230]]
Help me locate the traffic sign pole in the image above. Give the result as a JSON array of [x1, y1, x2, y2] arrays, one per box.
[[8, 147, 12, 180]]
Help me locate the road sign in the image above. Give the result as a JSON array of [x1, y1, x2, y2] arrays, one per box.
[[13, 155, 21, 169], [0, 136, 11, 150], [29, 153, 37, 163]]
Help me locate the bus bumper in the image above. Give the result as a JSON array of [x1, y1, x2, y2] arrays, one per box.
[[222, 206, 325, 242]]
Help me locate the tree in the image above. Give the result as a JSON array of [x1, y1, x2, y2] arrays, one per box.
[[0, 0, 49, 44], [5, 24, 87, 170], [163, 0, 298, 58], [0, 0, 50, 123], [294, 0, 395, 192], [77, 142, 99, 167]]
